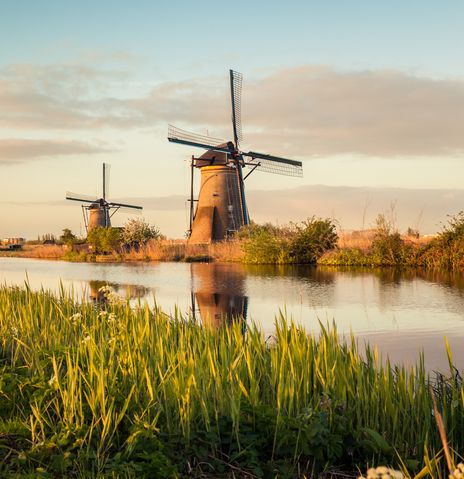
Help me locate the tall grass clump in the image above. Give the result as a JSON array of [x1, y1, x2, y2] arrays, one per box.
[[0, 286, 463, 477], [320, 214, 418, 268], [238, 217, 338, 264]]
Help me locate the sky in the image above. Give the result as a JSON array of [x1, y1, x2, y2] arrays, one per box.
[[1, 1, 464, 238]]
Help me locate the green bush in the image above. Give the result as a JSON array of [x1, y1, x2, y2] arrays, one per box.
[[288, 218, 338, 264], [239, 218, 338, 264], [418, 211, 464, 271], [86, 227, 122, 254]]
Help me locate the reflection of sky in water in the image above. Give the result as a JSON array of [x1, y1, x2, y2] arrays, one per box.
[[1, 258, 464, 370]]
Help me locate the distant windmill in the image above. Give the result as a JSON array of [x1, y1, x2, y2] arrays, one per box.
[[168, 70, 303, 244], [66, 163, 142, 232]]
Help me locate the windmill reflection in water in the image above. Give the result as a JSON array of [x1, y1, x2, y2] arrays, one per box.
[[190, 263, 248, 329]]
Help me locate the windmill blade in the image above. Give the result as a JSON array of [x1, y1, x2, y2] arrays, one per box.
[[103, 163, 111, 200], [109, 205, 142, 216], [66, 191, 99, 203], [243, 151, 303, 177], [109, 201, 143, 210], [168, 125, 231, 153], [230, 70, 243, 147]]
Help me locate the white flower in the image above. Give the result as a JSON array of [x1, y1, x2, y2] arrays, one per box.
[[48, 374, 58, 388], [70, 313, 82, 323], [81, 335, 91, 344]]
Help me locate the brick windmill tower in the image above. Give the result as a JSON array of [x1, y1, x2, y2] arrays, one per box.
[[168, 70, 303, 244]]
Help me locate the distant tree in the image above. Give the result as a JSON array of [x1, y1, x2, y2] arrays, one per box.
[[60, 228, 77, 246], [40, 233, 57, 244], [121, 219, 162, 249]]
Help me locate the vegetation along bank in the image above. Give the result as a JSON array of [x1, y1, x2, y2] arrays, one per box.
[[2, 212, 464, 272], [0, 285, 462, 477]]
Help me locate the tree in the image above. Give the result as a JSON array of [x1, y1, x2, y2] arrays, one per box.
[[60, 228, 77, 246]]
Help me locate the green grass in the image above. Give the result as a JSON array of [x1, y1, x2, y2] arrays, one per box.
[[0, 285, 463, 478]]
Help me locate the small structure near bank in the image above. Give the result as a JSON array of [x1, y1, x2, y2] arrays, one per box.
[[0, 238, 25, 250]]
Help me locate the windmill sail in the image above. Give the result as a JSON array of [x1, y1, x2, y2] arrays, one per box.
[[244, 151, 303, 177], [103, 163, 111, 200], [230, 69, 243, 146], [168, 125, 230, 153], [109, 201, 143, 210], [65, 192, 99, 203]]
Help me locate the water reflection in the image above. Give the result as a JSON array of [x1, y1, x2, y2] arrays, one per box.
[[87, 280, 151, 303], [1, 257, 464, 370], [190, 263, 248, 328]]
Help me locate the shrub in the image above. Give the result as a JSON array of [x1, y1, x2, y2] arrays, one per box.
[[121, 218, 162, 249], [239, 218, 338, 264], [288, 217, 338, 263], [418, 212, 464, 271], [86, 227, 122, 254]]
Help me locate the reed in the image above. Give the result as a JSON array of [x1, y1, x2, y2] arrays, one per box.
[[0, 286, 462, 477], [21, 244, 66, 259], [123, 239, 187, 262]]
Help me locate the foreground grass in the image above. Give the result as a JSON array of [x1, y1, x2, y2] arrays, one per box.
[[0, 286, 462, 478]]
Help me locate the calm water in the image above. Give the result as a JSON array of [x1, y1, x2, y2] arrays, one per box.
[[1, 257, 464, 370]]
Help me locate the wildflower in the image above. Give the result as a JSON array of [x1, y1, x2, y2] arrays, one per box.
[[70, 312, 82, 323], [81, 335, 91, 344], [10, 326, 19, 337], [358, 466, 404, 479], [48, 374, 59, 389], [450, 463, 464, 479]]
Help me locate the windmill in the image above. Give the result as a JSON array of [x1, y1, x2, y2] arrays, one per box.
[[66, 163, 143, 232], [168, 69, 303, 244]]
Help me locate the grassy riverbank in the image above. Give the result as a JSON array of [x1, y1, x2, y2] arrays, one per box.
[[0, 286, 462, 477], [319, 213, 464, 272], [3, 213, 464, 274]]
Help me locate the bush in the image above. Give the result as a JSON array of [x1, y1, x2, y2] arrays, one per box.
[[418, 211, 464, 271], [239, 218, 338, 264], [288, 218, 338, 263], [86, 227, 122, 254], [121, 219, 162, 249]]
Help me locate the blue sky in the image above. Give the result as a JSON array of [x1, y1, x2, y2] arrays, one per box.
[[3, 1, 463, 76], [1, 1, 464, 237]]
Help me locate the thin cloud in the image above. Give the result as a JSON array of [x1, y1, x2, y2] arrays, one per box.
[[0, 139, 111, 164], [2, 64, 464, 157]]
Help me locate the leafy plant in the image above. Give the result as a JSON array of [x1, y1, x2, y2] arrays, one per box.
[[239, 218, 338, 264], [86, 227, 122, 254], [121, 219, 162, 249]]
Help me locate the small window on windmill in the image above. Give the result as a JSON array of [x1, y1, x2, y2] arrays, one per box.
[[228, 205, 233, 212]]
